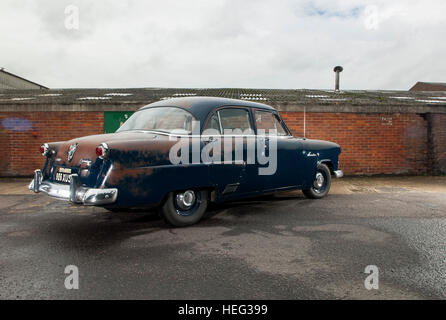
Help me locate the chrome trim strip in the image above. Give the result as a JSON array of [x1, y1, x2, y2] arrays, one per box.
[[217, 111, 223, 134], [100, 163, 114, 188], [118, 129, 291, 138]]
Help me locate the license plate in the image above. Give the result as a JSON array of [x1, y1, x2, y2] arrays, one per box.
[[55, 167, 72, 183]]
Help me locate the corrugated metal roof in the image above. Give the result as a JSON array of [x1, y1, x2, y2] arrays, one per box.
[[0, 69, 48, 90], [0, 88, 445, 107]]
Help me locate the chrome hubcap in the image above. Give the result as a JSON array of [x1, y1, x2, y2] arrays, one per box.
[[313, 172, 324, 189], [175, 190, 196, 210]]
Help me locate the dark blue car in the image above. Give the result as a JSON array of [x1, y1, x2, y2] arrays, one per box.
[[30, 97, 343, 226]]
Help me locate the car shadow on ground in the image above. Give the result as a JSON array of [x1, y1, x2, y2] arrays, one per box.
[[106, 192, 307, 224], [34, 191, 310, 252]]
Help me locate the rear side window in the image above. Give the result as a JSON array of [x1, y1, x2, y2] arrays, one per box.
[[218, 108, 252, 134], [254, 110, 287, 136], [204, 112, 221, 134]]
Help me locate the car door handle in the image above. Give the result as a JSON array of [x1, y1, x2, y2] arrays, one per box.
[[233, 160, 246, 167], [259, 137, 268, 148], [202, 136, 218, 143]]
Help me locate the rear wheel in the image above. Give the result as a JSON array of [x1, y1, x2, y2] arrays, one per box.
[[159, 189, 208, 227], [302, 163, 331, 199]]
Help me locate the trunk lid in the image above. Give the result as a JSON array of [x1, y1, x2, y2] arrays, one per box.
[[51, 131, 163, 186]]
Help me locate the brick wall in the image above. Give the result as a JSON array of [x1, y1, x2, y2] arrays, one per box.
[[427, 113, 446, 174], [0, 112, 103, 176], [0, 110, 443, 176], [281, 112, 428, 175]]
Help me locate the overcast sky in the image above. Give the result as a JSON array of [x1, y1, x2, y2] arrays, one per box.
[[1, 0, 445, 90]]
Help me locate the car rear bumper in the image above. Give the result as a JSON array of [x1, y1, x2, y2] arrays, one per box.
[[29, 169, 118, 205]]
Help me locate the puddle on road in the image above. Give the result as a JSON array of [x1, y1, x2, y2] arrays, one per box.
[[7, 230, 31, 238]]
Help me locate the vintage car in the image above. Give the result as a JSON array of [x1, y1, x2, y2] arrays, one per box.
[[29, 97, 343, 226]]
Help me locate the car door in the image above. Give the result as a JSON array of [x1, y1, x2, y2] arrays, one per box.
[[253, 109, 304, 191], [202, 107, 254, 198]]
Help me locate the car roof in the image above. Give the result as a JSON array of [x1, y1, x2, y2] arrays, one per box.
[[138, 96, 276, 123]]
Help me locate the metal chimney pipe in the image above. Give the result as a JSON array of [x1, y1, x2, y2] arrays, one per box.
[[333, 66, 343, 91]]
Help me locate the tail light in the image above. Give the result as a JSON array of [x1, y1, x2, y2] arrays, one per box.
[[96, 143, 109, 159], [40, 143, 49, 156]]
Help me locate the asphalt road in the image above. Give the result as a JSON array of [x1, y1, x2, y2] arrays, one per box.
[[0, 177, 445, 299]]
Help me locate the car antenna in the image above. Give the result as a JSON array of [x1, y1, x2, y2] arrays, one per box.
[[303, 105, 306, 139]]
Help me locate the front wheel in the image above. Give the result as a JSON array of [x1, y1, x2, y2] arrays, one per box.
[[159, 189, 208, 227], [302, 163, 331, 199]]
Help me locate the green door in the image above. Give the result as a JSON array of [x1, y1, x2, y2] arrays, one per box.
[[104, 111, 134, 133]]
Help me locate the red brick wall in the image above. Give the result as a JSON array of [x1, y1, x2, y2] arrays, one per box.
[[0, 110, 441, 176], [428, 113, 446, 174], [281, 112, 429, 175], [0, 112, 103, 176]]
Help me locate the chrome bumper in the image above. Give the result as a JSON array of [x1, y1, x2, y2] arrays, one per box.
[[334, 170, 344, 178], [29, 169, 118, 206]]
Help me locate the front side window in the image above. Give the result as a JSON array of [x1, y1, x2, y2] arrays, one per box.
[[254, 110, 288, 136], [117, 107, 195, 134], [218, 108, 253, 135]]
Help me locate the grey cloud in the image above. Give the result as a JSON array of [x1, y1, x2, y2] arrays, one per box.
[[0, 0, 445, 89]]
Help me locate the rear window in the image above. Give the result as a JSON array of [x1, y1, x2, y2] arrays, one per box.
[[117, 107, 195, 134]]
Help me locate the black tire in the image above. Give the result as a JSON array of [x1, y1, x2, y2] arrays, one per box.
[[302, 163, 331, 199], [159, 189, 208, 227]]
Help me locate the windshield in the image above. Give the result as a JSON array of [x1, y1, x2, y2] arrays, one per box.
[[117, 107, 195, 134]]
